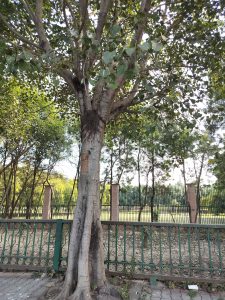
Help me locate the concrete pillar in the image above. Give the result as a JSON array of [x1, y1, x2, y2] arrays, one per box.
[[42, 185, 52, 220], [186, 183, 197, 223], [110, 184, 119, 221]]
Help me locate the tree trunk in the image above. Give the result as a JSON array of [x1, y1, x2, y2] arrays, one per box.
[[26, 165, 38, 219], [182, 158, 190, 222], [57, 121, 119, 300]]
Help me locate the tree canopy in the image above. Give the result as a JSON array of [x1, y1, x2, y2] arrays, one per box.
[[0, 1, 224, 299]]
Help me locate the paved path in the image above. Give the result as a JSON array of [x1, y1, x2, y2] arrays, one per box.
[[0, 272, 224, 300], [0, 272, 55, 300], [129, 281, 225, 300]]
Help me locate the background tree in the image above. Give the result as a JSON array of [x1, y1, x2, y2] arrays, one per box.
[[0, 78, 72, 218]]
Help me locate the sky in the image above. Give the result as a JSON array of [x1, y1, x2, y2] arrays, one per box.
[[54, 148, 217, 186]]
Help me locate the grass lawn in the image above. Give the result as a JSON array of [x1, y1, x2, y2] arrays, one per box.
[[100, 209, 225, 224]]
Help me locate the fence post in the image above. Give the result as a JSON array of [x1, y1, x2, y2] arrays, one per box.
[[53, 219, 63, 272], [42, 185, 52, 220], [186, 183, 198, 223], [110, 184, 119, 221]]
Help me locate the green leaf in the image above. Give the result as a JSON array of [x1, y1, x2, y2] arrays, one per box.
[[138, 41, 150, 52], [111, 24, 121, 36], [125, 68, 136, 79], [100, 68, 110, 78], [23, 50, 33, 61], [107, 81, 118, 90], [125, 47, 135, 56], [89, 78, 97, 86], [152, 40, 163, 52], [102, 51, 116, 64], [146, 84, 153, 92], [6, 56, 15, 64], [116, 63, 128, 76]]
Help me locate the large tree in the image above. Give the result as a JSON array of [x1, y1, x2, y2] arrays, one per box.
[[0, 1, 224, 299]]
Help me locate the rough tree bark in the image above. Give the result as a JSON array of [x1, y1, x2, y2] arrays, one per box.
[[57, 112, 120, 300]]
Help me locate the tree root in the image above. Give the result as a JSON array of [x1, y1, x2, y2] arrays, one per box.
[[54, 288, 71, 300], [51, 280, 73, 300], [96, 283, 123, 300], [69, 287, 92, 300]]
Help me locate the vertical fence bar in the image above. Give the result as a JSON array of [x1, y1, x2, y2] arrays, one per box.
[[149, 224, 154, 270], [178, 225, 182, 274], [207, 227, 213, 275], [53, 220, 63, 272], [132, 224, 135, 271], [38, 223, 45, 265], [1, 223, 8, 263], [141, 225, 144, 272], [23, 224, 30, 264], [16, 223, 23, 264], [168, 225, 172, 274], [159, 226, 163, 274], [107, 223, 111, 270], [31, 223, 37, 264], [9, 222, 15, 264], [123, 224, 126, 272], [46, 222, 52, 266], [115, 224, 118, 272], [187, 226, 192, 276], [196, 226, 202, 273], [216, 229, 222, 274]]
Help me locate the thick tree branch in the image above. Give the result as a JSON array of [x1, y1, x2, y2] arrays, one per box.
[[131, 0, 152, 46], [64, 0, 77, 25], [105, 0, 151, 106], [92, 80, 105, 110], [58, 69, 77, 93], [35, 0, 51, 51], [96, 0, 112, 41], [110, 79, 141, 113], [0, 13, 40, 50], [61, 0, 81, 76], [84, 0, 112, 72], [79, 0, 89, 35], [21, 0, 36, 21]]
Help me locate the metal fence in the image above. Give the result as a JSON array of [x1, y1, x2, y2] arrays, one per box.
[[118, 187, 225, 224], [0, 219, 225, 282], [2, 204, 225, 224], [1, 186, 225, 224]]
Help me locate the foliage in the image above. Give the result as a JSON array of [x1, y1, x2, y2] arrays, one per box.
[[0, 78, 73, 217], [0, 0, 224, 298]]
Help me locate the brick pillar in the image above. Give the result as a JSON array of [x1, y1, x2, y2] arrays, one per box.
[[186, 183, 197, 223], [42, 185, 52, 220], [110, 184, 119, 221]]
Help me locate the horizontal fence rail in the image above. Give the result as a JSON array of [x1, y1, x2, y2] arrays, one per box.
[[0, 219, 225, 282]]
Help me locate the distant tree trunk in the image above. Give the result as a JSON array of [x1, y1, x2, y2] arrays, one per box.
[[9, 169, 31, 219], [150, 150, 156, 222], [10, 159, 18, 218], [138, 164, 150, 222], [26, 164, 38, 219], [2, 165, 13, 218], [137, 146, 143, 221], [194, 153, 205, 224], [67, 149, 81, 219], [182, 158, 190, 222]]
